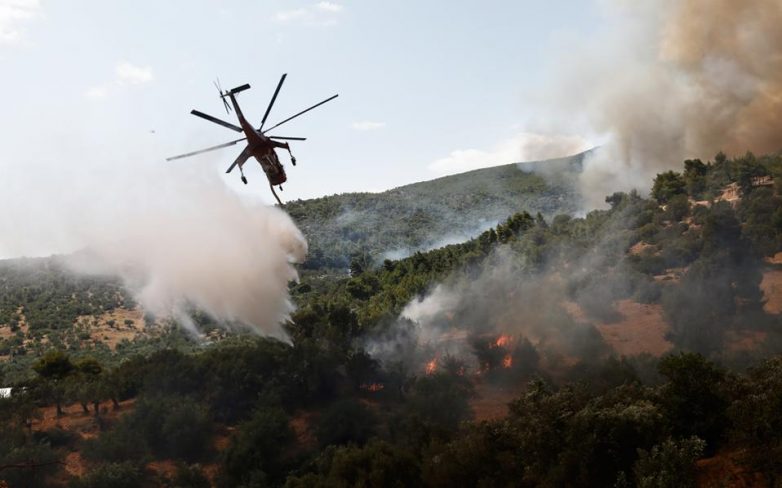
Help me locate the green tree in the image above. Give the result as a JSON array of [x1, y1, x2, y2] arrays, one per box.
[[83, 395, 212, 464], [422, 421, 526, 488], [735, 152, 765, 195], [702, 202, 742, 256], [661, 259, 735, 353], [171, 463, 211, 488], [683, 159, 708, 198], [633, 437, 705, 488], [563, 392, 666, 486], [0, 443, 61, 488], [68, 357, 104, 415], [664, 194, 690, 222], [652, 171, 687, 204], [738, 187, 781, 256], [33, 350, 74, 380], [219, 406, 294, 487], [658, 353, 727, 451], [316, 399, 378, 448], [405, 371, 475, 432], [506, 380, 588, 484], [285, 440, 421, 488], [33, 350, 74, 416], [729, 357, 782, 484]]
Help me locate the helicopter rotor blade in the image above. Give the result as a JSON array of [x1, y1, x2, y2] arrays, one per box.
[[269, 136, 306, 141], [166, 137, 246, 161], [263, 94, 338, 133], [260, 73, 287, 130], [190, 110, 242, 132]]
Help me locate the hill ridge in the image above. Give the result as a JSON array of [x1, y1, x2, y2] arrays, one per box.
[[285, 151, 588, 268]]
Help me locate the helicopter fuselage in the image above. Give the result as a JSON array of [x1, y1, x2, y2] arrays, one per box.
[[228, 93, 288, 186]]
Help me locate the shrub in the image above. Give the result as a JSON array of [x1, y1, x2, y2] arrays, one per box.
[[171, 463, 210, 488], [316, 399, 378, 448], [633, 437, 705, 488], [69, 461, 144, 488], [219, 406, 293, 487]]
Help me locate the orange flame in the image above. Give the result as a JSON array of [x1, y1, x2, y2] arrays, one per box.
[[426, 357, 438, 375], [495, 334, 512, 348], [503, 353, 513, 368], [360, 383, 385, 392]]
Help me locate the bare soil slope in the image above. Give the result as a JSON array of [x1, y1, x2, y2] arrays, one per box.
[[564, 299, 673, 357]]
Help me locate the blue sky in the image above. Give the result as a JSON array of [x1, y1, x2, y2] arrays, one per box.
[[0, 0, 605, 205]]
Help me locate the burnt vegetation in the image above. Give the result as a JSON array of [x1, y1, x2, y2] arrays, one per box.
[[1, 151, 782, 486]]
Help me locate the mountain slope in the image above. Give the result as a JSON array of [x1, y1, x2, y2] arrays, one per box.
[[285, 151, 587, 268]]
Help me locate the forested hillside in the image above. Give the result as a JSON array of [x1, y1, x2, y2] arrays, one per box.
[[2, 151, 782, 486], [285, 152, 585, 268]]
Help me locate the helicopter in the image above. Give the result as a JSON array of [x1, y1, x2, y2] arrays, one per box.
[[167, 74, 338, 205]]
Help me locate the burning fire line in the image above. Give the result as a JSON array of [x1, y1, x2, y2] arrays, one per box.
[[425, 356, 438, 375], [495, 334, 512, 348], [360, 383, 385, 392]]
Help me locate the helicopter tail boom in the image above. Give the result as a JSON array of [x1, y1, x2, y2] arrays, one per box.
[[220, 84, 251, 99]]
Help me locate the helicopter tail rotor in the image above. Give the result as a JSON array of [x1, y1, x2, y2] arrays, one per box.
[[214, 78, 231, 114], [215, 79, 252, 114]]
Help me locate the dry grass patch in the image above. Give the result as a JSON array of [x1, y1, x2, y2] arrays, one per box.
[[566, 299, 673, 357], [74, 307, 151, 350], [761, 269, 782, 315], [470, 382, 520, 421]]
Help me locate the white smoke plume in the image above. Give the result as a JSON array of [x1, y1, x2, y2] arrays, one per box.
[[367, 199, 668, 373], [553, 0, 782, 208], [1, 155, 307, 340], [366, 246, 605, 372]]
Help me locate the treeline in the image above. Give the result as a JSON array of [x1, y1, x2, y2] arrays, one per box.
[[5, 341, 782, 486]]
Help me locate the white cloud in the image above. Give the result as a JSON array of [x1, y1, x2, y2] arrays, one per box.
[[274, 8, 308, 22], [273, 2, 343, 25], [85, 60, 154, 100], [351, 120, 386, 131], [115, 61, 153, 85], [316, 1, 343, 12], [84, 85, 109, 100], [428, 132, 591, 176], [0, 0, 41, 45]]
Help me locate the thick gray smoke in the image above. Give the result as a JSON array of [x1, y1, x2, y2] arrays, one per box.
[[1, 157, 306, 340], [366, 245, 614, 374], [561, 0, 782, 208], [366, 200, 671, 373]]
